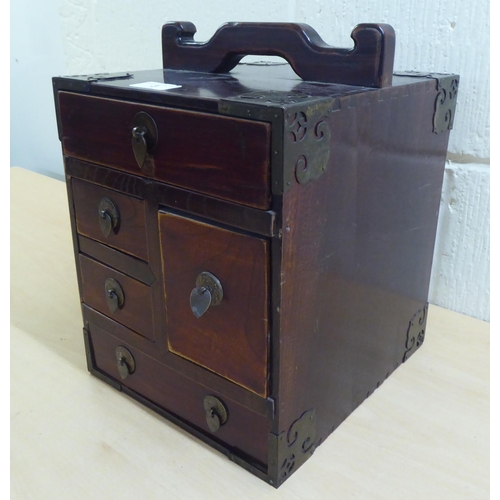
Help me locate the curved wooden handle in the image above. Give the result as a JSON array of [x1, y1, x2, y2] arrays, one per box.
[[162, 22, 395, 88]]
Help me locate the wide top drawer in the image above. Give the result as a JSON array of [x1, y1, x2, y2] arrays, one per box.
[[58, 92, 272, 209]]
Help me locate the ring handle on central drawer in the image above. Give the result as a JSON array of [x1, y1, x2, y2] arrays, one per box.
[[131, 111, 158, 168], [190, 271, 223, 318]]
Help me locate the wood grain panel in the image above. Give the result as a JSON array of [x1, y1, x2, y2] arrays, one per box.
[[79, 255, 154, 341], [72, 178, 148, 260], [78, 236, 155, 285], [66, 157, 277, 237], [158, 211, 270, 397], [59, 92, 271, 209], [82, 305, 274, 418], [275, 80, 451, 448]]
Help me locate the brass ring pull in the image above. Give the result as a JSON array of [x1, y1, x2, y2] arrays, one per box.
[[105, 278, 125, 313], [131, 112, 158, 168], [190, 272, 223, 319], [98, 197, 120, 237], [203, 395, 228, 433], [116, 346, 135, 380]]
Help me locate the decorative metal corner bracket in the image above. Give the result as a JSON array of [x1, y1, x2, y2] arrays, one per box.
[[231, 90, 313, 105], [276, 408, 317, 485], [394, 72, 459, 134], [219, 92, 334, 193], [284, 99, 334, 188], [403, 303, 428, 362], [67, 72, 133, 83], [433, 75, 459, 134]]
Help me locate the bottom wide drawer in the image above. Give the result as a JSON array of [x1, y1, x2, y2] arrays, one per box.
[[87, 321, 270, 467]]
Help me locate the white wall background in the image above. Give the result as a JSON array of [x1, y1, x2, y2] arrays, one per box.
[[10, 0, 67, 179], [10, 0, 490, 321]]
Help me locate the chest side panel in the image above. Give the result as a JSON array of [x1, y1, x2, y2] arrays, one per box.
[[275, 80, 451, 481]]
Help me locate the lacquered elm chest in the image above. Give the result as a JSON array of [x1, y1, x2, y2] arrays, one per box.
[[53, 21, 458, 487]]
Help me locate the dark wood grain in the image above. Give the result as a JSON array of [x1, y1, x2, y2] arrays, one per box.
[[79, 255, 155, 341], [66, 157, 147, 198], [59, 92, 272, 209], [66, 157, 277, 238], [53, 67, 437, 124], [72, 177, 148, 260], [68, 157, 276, 414], [89, 322, 270, 466], [158, 211, 270, 397], [64, 173, 85, 300], [82, 305, 274, 418], [155, 187, 277, 238], [78, 236, 155, 285], [162, 22, 395, 87], [274, 78, 450, 470]]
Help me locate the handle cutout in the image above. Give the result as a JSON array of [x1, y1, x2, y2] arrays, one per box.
[[162, 22, 395, 87]]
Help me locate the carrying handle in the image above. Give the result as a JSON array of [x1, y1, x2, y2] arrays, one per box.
[[162, 22, 395, 88]]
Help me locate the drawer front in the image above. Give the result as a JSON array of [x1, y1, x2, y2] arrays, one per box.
[[80, 255, 155, 341], [72, 178, 148, 260], [59, 92, 272, 210], [89, 322, 270, 466], [158, 211, 270, 397]]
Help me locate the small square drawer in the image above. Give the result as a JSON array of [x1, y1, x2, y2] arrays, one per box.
[[59, 92, 272, 210], [158, 211, 270, 397], [72, 178, 148, 261], [79, 255, 154, 341]]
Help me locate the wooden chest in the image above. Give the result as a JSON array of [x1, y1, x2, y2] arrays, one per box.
[[53, 22, 458, 487]]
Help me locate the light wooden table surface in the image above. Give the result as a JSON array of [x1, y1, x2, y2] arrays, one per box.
[[11, 167, 489, 499]]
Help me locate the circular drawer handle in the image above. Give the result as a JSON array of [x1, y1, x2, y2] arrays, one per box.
[[131, 111, 158, 168], [190, 271, 223, 319], [105, 278, 125, 313], [204, 395, 228, 433], [98, 197, 120, 238], [116, 346, 135, 380]]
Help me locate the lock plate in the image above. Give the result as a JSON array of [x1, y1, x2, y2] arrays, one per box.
[[131, 111, 158, 168]]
